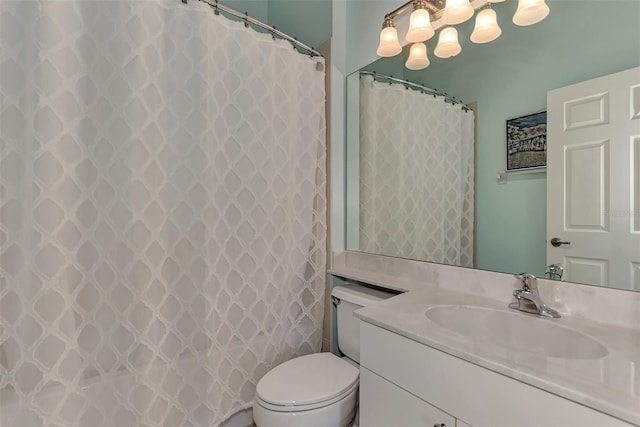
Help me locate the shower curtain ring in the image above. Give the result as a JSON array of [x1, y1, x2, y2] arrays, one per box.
[[244, 12, 249, 27]]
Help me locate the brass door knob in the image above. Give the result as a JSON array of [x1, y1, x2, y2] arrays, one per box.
[[550, 237, 571, 247]]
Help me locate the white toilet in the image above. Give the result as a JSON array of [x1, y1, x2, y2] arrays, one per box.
[[253, 284, 395, 427]]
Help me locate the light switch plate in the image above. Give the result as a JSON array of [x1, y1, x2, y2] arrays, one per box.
[[497, 170, 507, 185]]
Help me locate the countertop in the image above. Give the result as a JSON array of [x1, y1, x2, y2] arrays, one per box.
[[354, 287, 640, 425]]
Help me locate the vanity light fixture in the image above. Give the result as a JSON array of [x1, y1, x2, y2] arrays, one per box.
[[470, 5, 502, 44], [376, 0, 549, 71], [513, 0, 550, 26], [442, 0, 475, 25], [376, 17, 403, 57], [406, 0, 435, 43], [405, 42, 431, 69], [434, 27, 462, 58]]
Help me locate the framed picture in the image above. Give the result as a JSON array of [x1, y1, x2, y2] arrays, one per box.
[[506, 111, 547, 171]]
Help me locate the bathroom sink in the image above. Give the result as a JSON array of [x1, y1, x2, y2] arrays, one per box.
[[425, 305, 607, 360]]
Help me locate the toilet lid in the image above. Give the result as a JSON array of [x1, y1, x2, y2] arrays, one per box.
[[256, 353, 359, 408]]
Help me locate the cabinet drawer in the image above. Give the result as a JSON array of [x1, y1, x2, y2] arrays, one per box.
[[360, 322, 632, 427], [360, 367, 455, 427]]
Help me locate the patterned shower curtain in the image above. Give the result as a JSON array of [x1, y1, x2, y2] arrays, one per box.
[[359, 75, 474, 267], [0, 1, 327, 425]]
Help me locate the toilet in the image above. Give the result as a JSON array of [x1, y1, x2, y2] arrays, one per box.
[[253, 284, 395, 427]]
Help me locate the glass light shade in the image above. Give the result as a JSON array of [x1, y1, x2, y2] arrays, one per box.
[[470, 8, 502, 44], [405, 43, 430, 70], [406, 9, 435, 43], [376, 26, 402, 57], [434, 27, 462, 58], [442, 0, 475, 25], [513, 0, 550, 26]]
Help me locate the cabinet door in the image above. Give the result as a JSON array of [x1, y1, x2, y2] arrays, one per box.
[[360, 367, 455, 427]]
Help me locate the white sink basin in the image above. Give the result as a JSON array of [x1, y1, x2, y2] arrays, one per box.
[[425, 305, 608, 360]]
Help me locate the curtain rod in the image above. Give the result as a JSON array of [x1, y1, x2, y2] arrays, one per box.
[[359, 70, 469, 110], [182, 0, 323, 58]]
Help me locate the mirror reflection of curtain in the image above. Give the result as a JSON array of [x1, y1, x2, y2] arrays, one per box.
[[359, 75, 474, 266]]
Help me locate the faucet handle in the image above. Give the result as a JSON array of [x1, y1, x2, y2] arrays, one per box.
[[514, 272, 537, 291]]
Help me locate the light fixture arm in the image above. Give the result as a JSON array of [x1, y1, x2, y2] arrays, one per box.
[[384, 0, 439, 21], [381, 16, 395, 29]]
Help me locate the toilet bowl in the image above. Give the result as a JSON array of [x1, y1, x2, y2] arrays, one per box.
[[253, 353, 358, 427], [253, 284, 395, 427]]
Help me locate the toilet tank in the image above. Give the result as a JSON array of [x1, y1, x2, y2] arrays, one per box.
[[331, 284, 396, 364]]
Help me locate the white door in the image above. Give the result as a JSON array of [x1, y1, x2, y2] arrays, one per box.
[[547, 67, 640, 290]]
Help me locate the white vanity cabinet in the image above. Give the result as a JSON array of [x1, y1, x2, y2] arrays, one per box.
[[360, 366, 457, 427], [359, 322, 633, 427]]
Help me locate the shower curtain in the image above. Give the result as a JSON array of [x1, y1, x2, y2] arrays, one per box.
[[0, 1, 327, 426], [359, 75, 474, 267]]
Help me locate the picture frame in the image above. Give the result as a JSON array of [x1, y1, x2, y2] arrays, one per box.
[[506, 111, 547, 171]]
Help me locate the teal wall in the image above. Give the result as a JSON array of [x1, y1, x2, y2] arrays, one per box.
[[345, 0, 397, 72], [268, 0, 332, 49], [223, 0, 269, 23], [223, 0, 332, 48], [361, 54, 405, 76], [346, 0, 640, 276]]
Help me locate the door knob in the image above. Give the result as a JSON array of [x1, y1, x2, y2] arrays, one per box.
[[550, 237, 571, 247]]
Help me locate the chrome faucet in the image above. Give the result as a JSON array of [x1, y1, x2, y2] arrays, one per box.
[[545, 263, 564, 281], [509, 273, 560, 318]]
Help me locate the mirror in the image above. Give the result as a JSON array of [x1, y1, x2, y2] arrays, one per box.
[[346, 0, 640, 291]]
